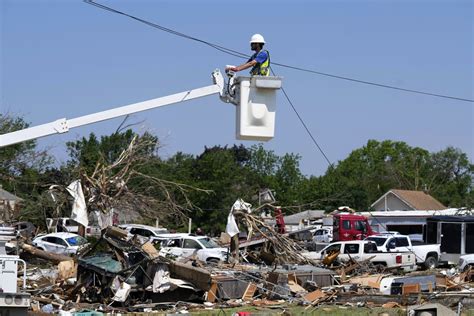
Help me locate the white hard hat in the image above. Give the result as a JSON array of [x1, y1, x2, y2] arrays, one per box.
[[250, 33, 265, 44]]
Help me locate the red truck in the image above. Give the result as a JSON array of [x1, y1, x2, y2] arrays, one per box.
[[332, 213, 376, 241]]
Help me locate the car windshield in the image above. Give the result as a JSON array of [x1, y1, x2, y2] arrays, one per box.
[[198, 237, 219, 248], [366, 237, 386, 246], [66, 236, 88, 246]]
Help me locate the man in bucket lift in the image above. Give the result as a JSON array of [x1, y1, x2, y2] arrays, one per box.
[[227, 34, 270, 76]]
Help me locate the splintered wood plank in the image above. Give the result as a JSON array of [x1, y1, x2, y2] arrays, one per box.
[[206, 281, 218, 302], [242, 282, 258, 301], [402, 283, 420, 294], [288, 280, 307, 293], [304, 289, 326, 302]]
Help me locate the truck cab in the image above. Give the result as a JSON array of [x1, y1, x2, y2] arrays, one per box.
[[333, 213, 375, 241], [365, 234, 441, 269], [304, 240, 416, 271]]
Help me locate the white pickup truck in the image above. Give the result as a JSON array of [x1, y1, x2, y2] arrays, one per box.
[[365, 234, 440, 269], [458, 254, 474, 272], [303, 240, 416, 271]]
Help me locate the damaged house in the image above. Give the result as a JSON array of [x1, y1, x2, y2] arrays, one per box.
[[0, 185, 23, 221]]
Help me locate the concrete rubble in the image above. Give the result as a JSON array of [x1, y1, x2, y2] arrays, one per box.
[[0, 220, 472, 315]]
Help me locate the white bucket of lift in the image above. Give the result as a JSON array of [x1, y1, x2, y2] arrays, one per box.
[[235, 76, 282, 141]]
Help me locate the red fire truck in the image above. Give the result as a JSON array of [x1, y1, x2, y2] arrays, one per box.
[[332, 213, 376, 241]]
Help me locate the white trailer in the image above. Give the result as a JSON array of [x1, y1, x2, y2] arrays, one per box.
[[0, 228, 29, 315]]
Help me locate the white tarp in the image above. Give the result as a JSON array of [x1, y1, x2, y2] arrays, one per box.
[[95, 209, 114, 229], [225, 198, 252, 237], [66, 180, 88, 227], [152, 264, 171, 293], [146, 264, 198, 293], [111, 276, 132, 302]]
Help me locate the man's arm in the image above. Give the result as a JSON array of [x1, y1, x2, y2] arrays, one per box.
[[230, 60, 257, 72]]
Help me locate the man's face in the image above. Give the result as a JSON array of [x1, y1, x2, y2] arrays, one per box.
[[251, 43, 259, 51]]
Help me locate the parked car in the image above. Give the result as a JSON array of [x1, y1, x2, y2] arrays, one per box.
[[312, 227, 333, 243], [33, 232, 88, 255], [119, 224, 169, 243], [458, 254, 474, 272], [158, 234, 228, 263], [303, 240, 416, 271], [365, 234, 440, 269]]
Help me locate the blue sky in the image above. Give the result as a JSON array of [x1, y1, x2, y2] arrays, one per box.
[[1, 0, 473, 176]]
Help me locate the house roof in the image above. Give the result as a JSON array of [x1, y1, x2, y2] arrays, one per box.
[[371, 189, 445, 210], [266, 210, 325, 225], [361, 208, 468, 218], [0, 187, 23, 202]]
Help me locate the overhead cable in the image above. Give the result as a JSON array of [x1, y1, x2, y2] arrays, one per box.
[[84, 0, 473, 103], [84, 0, 333, 165], [271, 68, 333, 166]]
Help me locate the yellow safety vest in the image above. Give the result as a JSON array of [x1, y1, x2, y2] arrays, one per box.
[[250, 50, 270, 76]]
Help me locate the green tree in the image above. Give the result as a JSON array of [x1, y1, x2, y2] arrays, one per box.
[[246, 144, 305, 205], [186, 145, 257, 234], [426, 147, 473, 207], [66, 130, 158, 172], [0, 114, 52, 182], [0, 114, 54, 225], [317, 140, 473, 210]]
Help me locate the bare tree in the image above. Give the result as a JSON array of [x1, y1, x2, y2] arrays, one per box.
[[76, 135, 211, 225]]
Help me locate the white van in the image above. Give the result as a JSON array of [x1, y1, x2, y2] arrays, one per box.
[[47, 218, 79, 234], [47, 218, 102, 238]]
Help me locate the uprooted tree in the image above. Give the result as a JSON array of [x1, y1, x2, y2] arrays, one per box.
[[59, 130, 212, 225]]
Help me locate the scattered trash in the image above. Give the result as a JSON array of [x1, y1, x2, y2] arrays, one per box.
[[3, 204, 472, 314]]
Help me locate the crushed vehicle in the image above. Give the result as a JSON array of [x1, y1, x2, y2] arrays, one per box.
[[75, 226, 209, 306], [365, 234, 441, 269], [32, 232, 89, 255], [158, 233, 228, 263], [303, 240, 416, 271], [11, 221, 36, 238]]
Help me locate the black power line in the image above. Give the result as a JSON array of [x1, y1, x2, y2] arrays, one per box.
[[271, 68, 333, 166], [272, 62, 473, 102], [84, 0, 473, 103], [84, 0, 334, 166]]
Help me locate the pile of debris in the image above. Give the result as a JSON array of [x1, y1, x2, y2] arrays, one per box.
[[11, 223, 470, 314], [0, 205, 471, 314]]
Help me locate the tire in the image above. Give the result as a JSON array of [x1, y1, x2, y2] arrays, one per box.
[[374, 263, 386, 273], [424, 256, 438, 270], [207, 258, 220, 265]]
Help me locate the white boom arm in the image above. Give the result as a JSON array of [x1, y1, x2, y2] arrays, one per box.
[[1, 70, 282, 147], [0, 70, 225, 147]]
